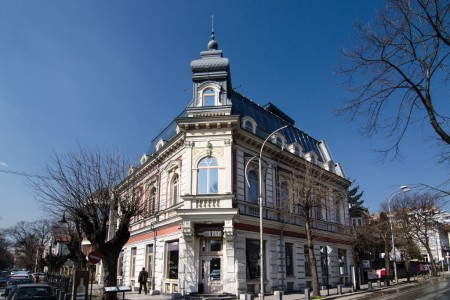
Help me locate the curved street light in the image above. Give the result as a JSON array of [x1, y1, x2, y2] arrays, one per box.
[[244, 125, 288, 300], [388, 185, 410, 284]]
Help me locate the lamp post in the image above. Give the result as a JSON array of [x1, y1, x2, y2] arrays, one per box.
[[245, 125, 287, 300], [150, 222, 157, 292], [387, 185, 410, 284]]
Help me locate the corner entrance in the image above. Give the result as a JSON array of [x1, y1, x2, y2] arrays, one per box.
[[199, 238, 223, 293]]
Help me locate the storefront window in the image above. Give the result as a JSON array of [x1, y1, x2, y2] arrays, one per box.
[[285, 243, 294, 276], [246, 239, 265, 280], [166, 241, 179, 279]]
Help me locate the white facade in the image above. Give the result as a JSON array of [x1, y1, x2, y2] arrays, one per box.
[[118, 34, 353, 296]]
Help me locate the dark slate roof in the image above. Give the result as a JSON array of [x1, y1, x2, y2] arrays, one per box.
[[145, 92, 324, 163], [146, 109, 187, 155], [230, 90, 324, 162]]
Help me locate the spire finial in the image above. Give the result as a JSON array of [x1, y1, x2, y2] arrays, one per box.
[[208, 15, 218, 50], [211, 15, 215, 39]]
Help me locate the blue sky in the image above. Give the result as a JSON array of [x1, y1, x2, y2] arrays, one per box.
[[0, 0, 448, 228]]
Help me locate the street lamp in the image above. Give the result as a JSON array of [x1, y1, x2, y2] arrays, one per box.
[[388, 185, 410, 284], [245, 125, 287, 300]]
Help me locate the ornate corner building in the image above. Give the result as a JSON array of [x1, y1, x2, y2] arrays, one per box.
[[118, 31, 353, 296]]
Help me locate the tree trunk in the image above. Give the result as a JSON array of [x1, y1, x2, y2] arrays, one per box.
[[424, 244, 438, 276], [305, 213, 320, 297], [384, 236, 390, 285], [352, 250, 361, 290]]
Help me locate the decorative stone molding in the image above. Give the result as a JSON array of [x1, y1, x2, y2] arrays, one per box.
[[223, 219, 234, 241], [182, 220, 194, 241]]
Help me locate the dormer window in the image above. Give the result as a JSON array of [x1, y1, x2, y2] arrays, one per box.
[[288, 143, 303, 157], [304, 151, 318, 164], [242, 116, 257, 134], [156, 139, 165, 151], [203, 88, 215, 106], [271, 133, 285, 148]]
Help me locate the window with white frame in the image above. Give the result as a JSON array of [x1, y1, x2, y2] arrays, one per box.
[[247, 170, 258, 204], [202, 88, 216, 106], [146, 244, 153, 284], [156, 139, 165, 151], [170, 174, 180, 206], [285, 243, 294, 276], [272, 133, 285, 148], [304, 245, 312, 276], [338, 249, 347, 275], [198, 157, 219, 194], [148, 187, 157, 215], [279, 180, 289, 210], [130, 247, 137, 279], [133, 189, 141, 222], [336, 200, 342, 224], [166, 241, 179, 279], [242, 117, 257, 134]]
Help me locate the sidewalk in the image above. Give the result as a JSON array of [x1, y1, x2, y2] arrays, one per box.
[[98, 272, 450, 300]]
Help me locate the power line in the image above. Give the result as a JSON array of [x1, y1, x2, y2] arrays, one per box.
[[0, 168, 49, 179]]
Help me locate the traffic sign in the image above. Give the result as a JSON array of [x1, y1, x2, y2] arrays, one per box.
[[88, 251, 103, 264]]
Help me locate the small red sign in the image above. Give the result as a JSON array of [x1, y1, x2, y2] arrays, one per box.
[[88, 251, 103, 264]]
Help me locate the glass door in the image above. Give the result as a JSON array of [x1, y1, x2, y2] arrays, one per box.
[[199, 239, 223, 293]]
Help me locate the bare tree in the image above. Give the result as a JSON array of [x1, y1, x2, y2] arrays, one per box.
[[30, 146, 143, 292], [368, 211, 393, 283], [349, 207, 371, 290], [340, 0, 450, 162], [6, 220, 51, 271], [391, 192, 444, 275], [280, 161, 349, 297], [0, 229, 14, 269]]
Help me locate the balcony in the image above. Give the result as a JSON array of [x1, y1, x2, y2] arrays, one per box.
[[182, 194, 235, 209], [238, 200, 351, 235]]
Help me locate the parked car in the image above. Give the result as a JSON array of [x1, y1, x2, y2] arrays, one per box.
[[32, 273, 46, 283], [7, 284, 57, 300], [2, 278, 34, 297], [0, 275, 12, 288]]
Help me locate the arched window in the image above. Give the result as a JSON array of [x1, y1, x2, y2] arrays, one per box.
[[171, 174, 179, 206], [198, 157, 218, 194], [272, 134, 285, 148], [148, 187, 156, 215], [247, 171, 258, 204], [203, 88, 216, 106], [244, 120, 254, 132], [294, 146, 301, 156]]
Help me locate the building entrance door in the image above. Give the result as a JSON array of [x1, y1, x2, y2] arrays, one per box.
[[199, 239, 223, 294]]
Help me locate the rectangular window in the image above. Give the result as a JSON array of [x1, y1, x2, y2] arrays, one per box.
[[130, 248, 136, 279], [117, 251, 124, 277], [285, 243, 294, 276], [209, 168, 218, 193], [320, 246, 328, 276], [198, 169, 207, 194], [146, 244, 153, 283], [338, 249, 347, 275], [246, 239, 265, 280], [166, 241, 179, 279], [304, 245, 311, 276]]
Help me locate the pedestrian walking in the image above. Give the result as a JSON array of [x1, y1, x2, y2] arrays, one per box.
[[138, 267, 149, 295]]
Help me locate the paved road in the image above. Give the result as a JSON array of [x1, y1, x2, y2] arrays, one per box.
[[372, 279, 450, 300]]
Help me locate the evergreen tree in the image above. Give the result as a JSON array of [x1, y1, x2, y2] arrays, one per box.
[[348, 180, 365, 208]]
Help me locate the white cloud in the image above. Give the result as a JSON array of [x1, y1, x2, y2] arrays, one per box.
[[0, 162, 8, 168]]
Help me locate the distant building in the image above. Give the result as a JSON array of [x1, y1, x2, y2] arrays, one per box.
[[118, 31, 353, 295]]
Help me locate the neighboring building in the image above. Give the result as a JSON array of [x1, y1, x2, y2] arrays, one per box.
[[118, 32, 353, 296], [420, 211, 450, 270]]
